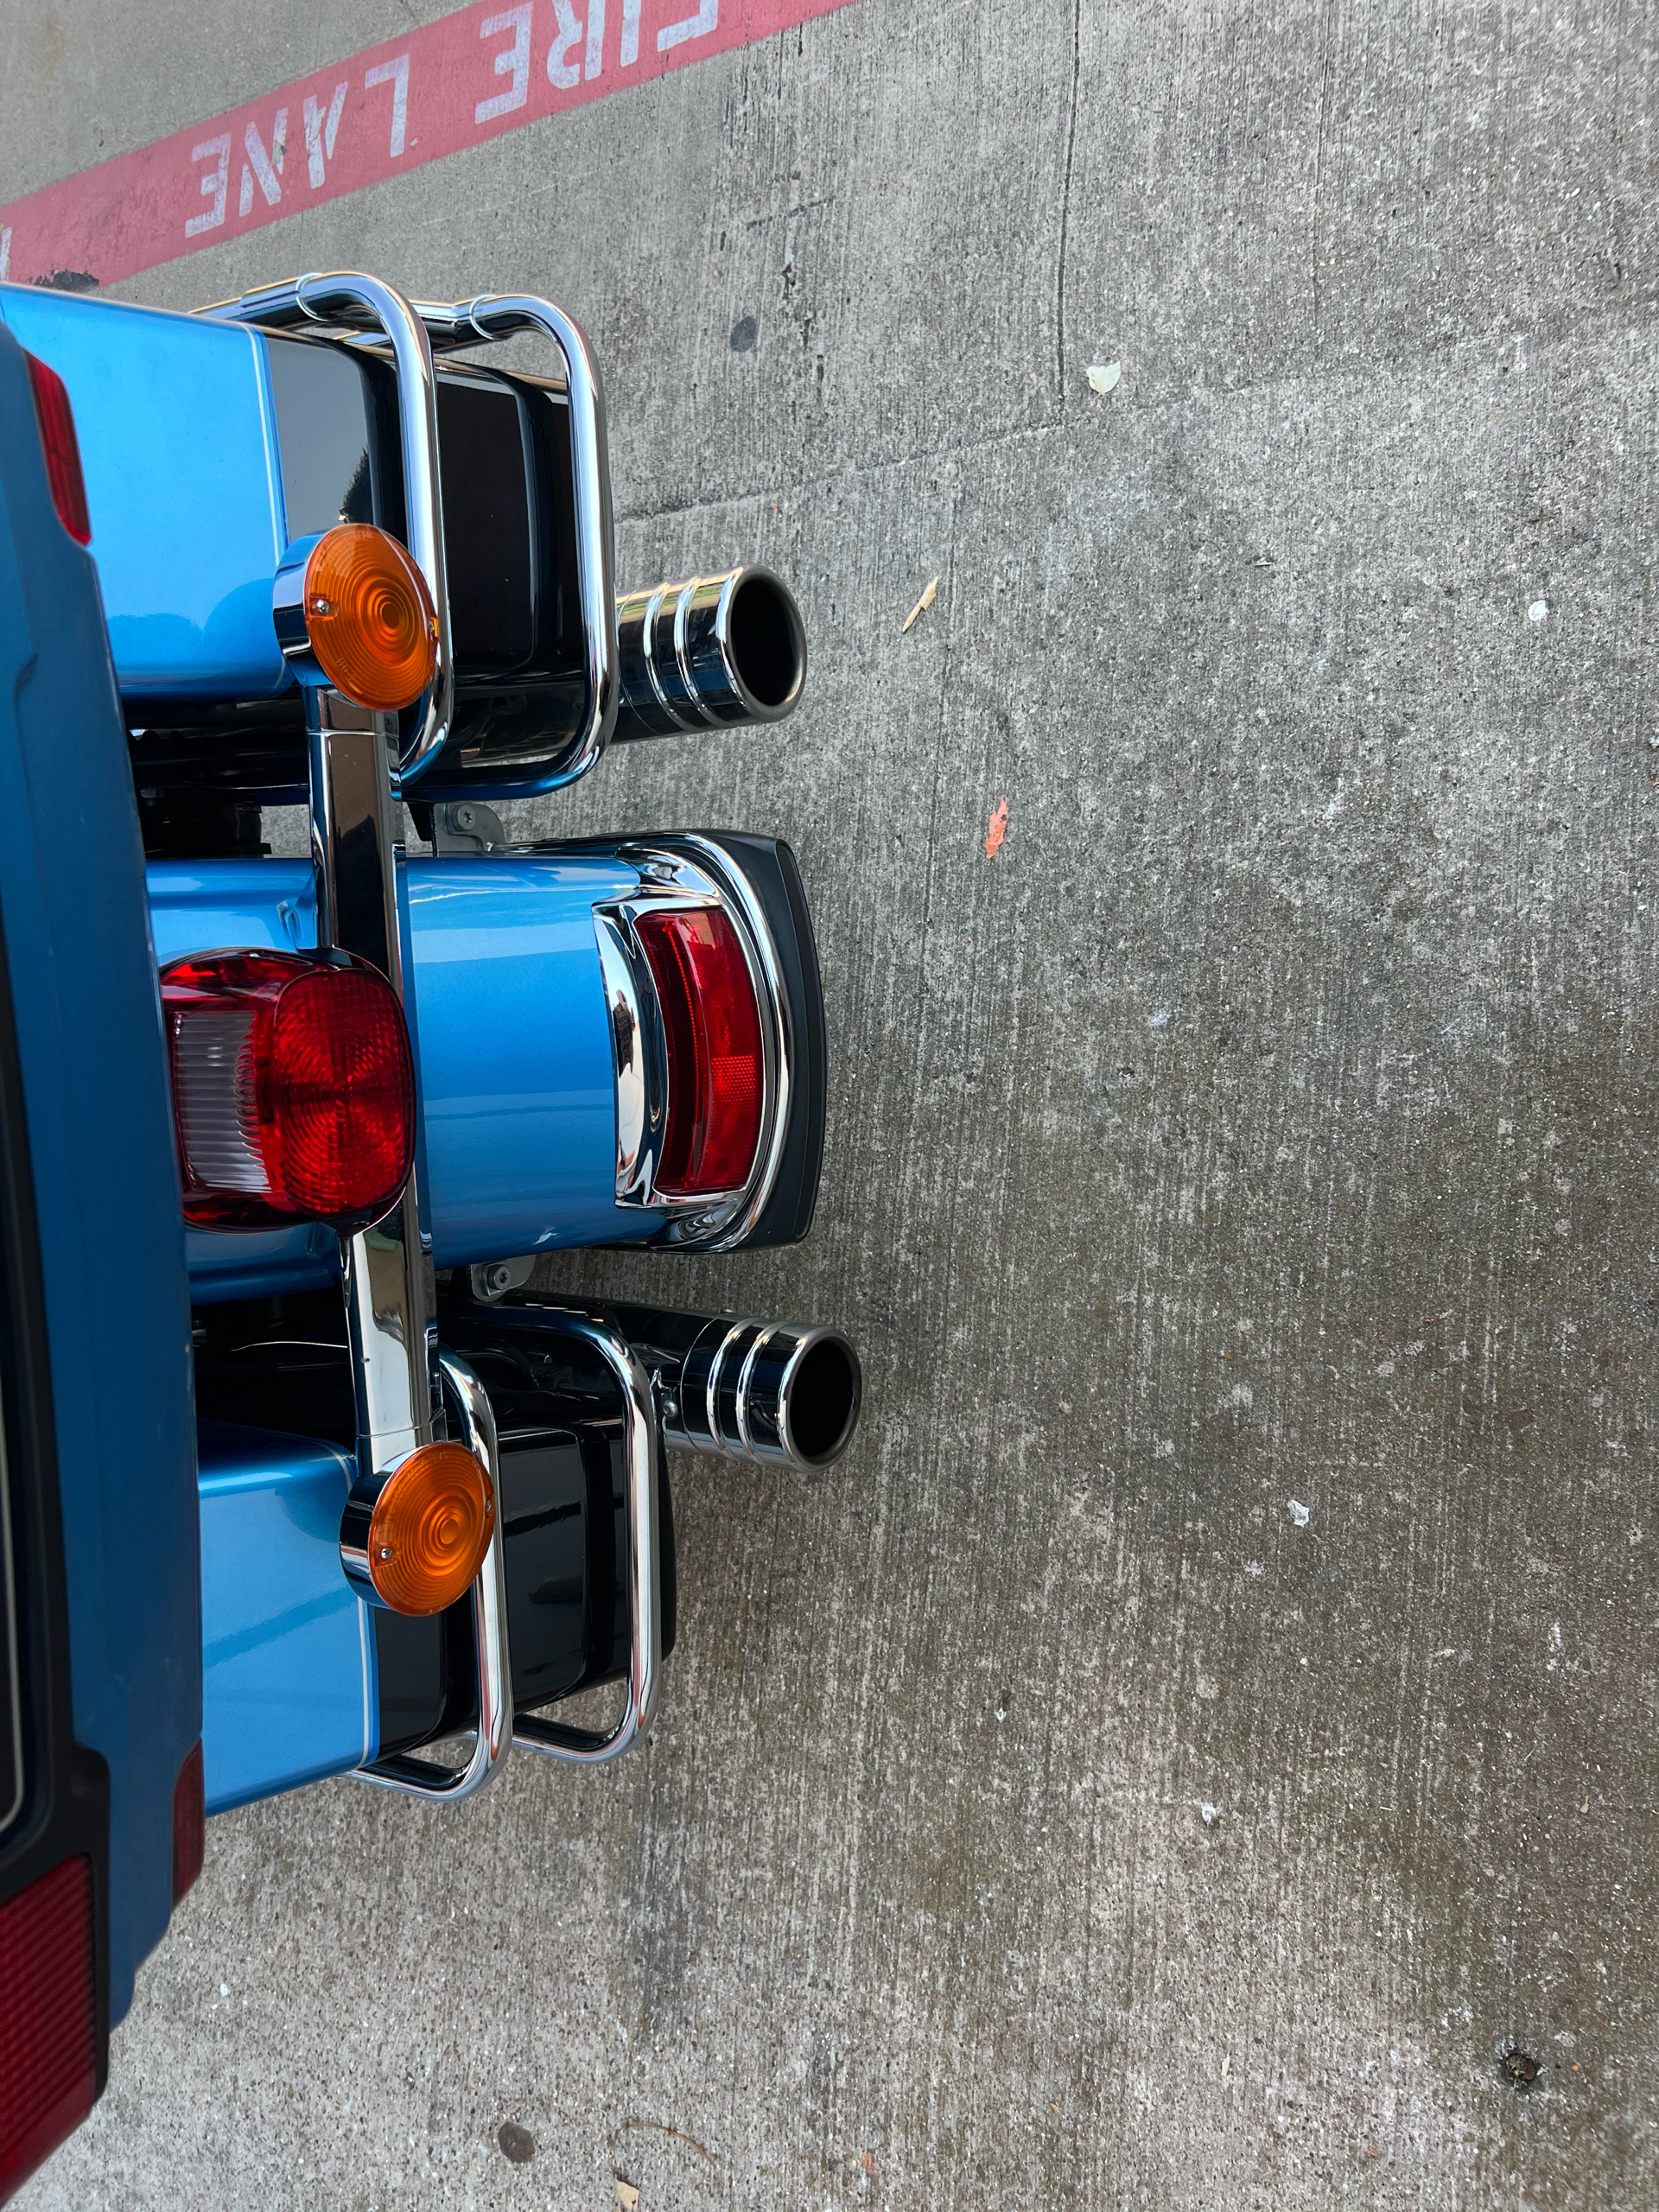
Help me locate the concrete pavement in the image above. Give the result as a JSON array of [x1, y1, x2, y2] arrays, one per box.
[[6, 1, 1659, 2203]]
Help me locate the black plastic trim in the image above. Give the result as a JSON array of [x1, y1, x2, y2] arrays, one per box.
[[696, 833, 826, 1249]]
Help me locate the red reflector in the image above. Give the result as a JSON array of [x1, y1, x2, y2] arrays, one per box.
[[0, 1856, 97, 2201], [636, 906, 764, 1197], [22, 355, 91, 546], [160, 951, 416, 1232], [172, 1742, 205, 1905]]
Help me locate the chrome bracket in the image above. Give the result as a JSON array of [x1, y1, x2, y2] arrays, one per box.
[[468, 1255, 535, 1303], [303, 693, 515, 1801], [354, 1351, 512, 1801], [430, 799, 508, 855], [510, 1308, 662, 1765], [305, 687, 441, 1471]]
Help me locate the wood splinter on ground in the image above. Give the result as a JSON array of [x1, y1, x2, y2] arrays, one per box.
[[984, 798, 1009, 858], [902, 575, 938, 631]]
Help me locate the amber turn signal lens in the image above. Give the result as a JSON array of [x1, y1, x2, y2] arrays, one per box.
[[302, 524, 438, 711], [366, 1441, 494, 1616]]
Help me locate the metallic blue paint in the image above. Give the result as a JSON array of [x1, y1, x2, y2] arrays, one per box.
[[0, 283, 292, 702], [0, 325, 200, 2022], [148, 850, 658, 1300], [197, 1422, 372, 1814], [410, 851, 643, 1264]]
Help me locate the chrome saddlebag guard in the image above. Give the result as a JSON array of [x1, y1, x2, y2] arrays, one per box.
[[191, 1305, 670, 1783], [192, 1295, 860, 1800], [441, 1296, 861, 1758]]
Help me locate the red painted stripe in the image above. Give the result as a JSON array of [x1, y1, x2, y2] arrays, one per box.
[[0, 0, 860, 292]]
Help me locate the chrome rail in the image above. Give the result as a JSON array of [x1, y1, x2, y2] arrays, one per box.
[[198, 276, 620, 791], [510, 1309, 663, 1766], [355, 1351, 512, 1801], [414, 293, 619, 788], [199, 271, 454, 786]]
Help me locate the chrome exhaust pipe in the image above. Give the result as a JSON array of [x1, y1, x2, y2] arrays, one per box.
[[605, 1303, 861, 1471], [613, 566, 807, 739]]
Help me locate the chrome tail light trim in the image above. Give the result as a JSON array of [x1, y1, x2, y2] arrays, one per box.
[[571, 837, 792, 1250]]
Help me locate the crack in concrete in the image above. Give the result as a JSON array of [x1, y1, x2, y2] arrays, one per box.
[[1054, 0, 1083, 416]]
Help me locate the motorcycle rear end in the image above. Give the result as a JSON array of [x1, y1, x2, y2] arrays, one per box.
[[0, 270, 861, 1815]]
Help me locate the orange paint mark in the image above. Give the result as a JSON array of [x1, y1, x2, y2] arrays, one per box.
[[983, 797, 1009, 858], [860, 2152, 884, 2176]]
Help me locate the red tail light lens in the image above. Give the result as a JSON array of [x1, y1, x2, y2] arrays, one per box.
[[161, 950, 415, 1231], [172, 1742, 205, 1905], [22, 355, 91, 546], [636, 907, 765, 1197], [0, 1856, 97, 2200]]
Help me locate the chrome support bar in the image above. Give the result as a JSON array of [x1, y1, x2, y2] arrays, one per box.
[[308, 689, 506, 1802], [355, 1351, 512, 1801], [510, 1309, 663, 1766], [200, 271, 454, 786], [306, 688, 441, 1471]]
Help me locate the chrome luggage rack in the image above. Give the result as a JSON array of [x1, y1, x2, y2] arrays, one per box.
[[198, 272, 654, 1798]]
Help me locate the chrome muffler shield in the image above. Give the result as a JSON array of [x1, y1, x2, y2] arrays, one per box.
[[446, 1298, 861, 1473], [604, 1303, 862, 1471], [614, 566, 806, 738]]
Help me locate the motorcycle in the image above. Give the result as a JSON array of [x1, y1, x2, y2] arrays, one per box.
[[0, 267, 860, 2191]]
